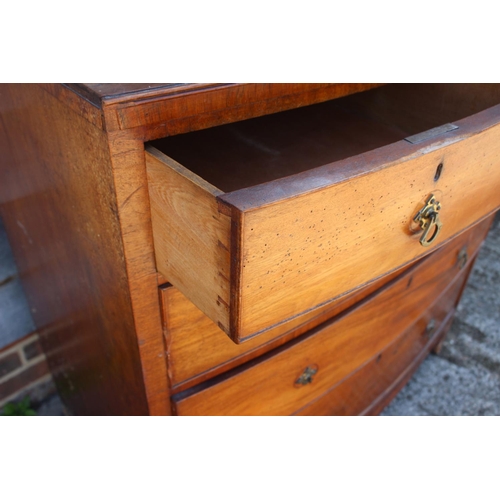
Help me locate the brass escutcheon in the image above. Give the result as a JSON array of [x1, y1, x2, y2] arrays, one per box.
[[413, 194, 443, 247], [457, 248, 468, 269], [294, 365, 318, 387]]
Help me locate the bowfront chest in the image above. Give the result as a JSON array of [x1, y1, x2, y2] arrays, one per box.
[[1, 83, 499, 415]]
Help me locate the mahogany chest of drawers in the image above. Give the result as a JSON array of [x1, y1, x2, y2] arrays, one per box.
[[1, 83, 499, 415]]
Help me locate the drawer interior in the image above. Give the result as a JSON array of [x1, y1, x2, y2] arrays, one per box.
[[150, 84, 500, 192]]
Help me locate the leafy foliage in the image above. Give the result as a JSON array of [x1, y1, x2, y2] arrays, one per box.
[[1, 396, 37, 416]]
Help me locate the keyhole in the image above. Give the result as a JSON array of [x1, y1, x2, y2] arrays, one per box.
[[434, 163, 443, 181]]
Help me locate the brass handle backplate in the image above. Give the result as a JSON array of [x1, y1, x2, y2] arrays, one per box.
[[413, 194, 442, 247]]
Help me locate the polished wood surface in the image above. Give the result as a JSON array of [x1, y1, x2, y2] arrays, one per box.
[[162, 217, 492, 394], [172, 218, 489, 415], [95, 83, 384, 138], [162, 263, 412, 393], [106, 134, 171, 416], [68, 84, 383, 109], [39, 84, 105, 130], [296, 242, 482, 417], [0, 84, 149, 415], [296, 309, 458, 416], [2, 83, 497, 415], [65, 83, 187, 106]]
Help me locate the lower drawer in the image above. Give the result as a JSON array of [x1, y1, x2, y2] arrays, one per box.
[[171, 217, 491, 415], [163, 217, 492, 393], [295, 295, 458, 416], [162, 263, 410, 393]]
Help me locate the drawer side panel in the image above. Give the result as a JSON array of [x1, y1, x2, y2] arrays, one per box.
[[146, 149, 232, 333]]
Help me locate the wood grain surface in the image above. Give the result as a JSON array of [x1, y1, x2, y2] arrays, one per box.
[[3, 83, 498, 416], [295, 309, 458, 416], [172, 218, 490, 415], [162, 262, 412, 393], [101, 83, 384, 137], [0, 84, 149, 415], [148, 88, 500, 341], [65, 83, 187, 106], [230, 112, 500, 339], [296, 233, 485, 416], [146, 147, 232, 334], [68, 83, 383, 109], [105, 130, 172, 416], [162, 216, 492, 394]]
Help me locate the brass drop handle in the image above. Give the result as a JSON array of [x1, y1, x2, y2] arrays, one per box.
[[413, 194, 442, 247]]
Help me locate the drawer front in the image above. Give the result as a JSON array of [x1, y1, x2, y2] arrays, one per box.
[[222, 115, 500, 340], [147, 96, 500, 343], [295, 299, 458, 416], [163, 217, 492, 393], [171, 217, 491, 415], [162, 261, 412, 393]]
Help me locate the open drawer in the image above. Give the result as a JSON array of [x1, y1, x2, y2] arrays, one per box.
[[146, 84, 500, 343]]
